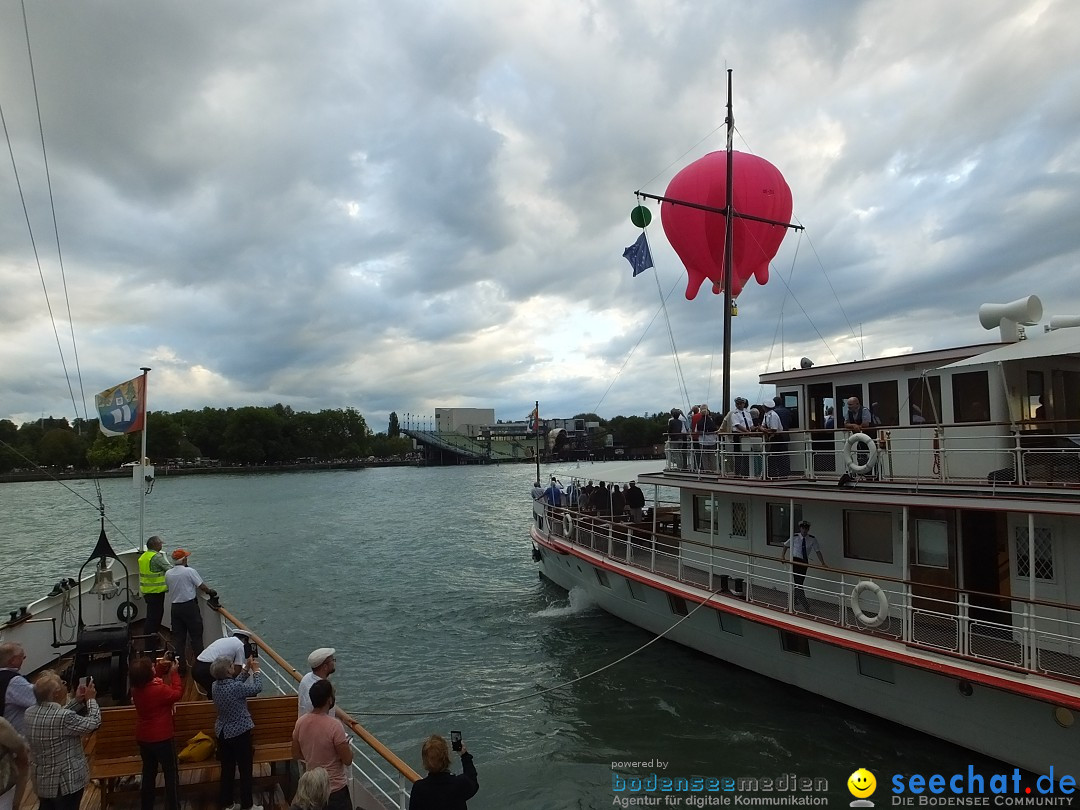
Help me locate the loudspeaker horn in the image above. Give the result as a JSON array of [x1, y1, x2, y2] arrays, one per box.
[[978, 295, 1043, 342]]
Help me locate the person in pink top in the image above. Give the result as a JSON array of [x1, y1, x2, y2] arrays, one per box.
[[291, 680, 352, 810]]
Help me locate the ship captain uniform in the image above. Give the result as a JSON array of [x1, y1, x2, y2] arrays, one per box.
[[781, 521, 825, 611]]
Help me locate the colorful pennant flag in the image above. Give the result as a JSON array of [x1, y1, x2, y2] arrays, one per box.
[[95, 375, 146, 437]]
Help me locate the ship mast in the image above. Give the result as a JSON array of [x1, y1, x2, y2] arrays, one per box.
[[720, 69, 736, 419]]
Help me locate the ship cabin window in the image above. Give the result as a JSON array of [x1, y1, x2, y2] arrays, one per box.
[[1015, 526, 1055, 582], [766, 502, 803, 546], [843, 510, 893, 563], [915, 519, 950, 569], [718, 613, 743, 636], [777, 391, 799, 429], [780, 630, 810, 656], [731, 502, 748, 538], [868, 381, 899, 428], [1026, 371, 1045, 421], [857, 654, 895, 684], [952, 371, 990, 423], [908, 375, 941, 425], [667, 594, 689, 616], [627, 578, 647, 602], [693, 495, 718, 532], [595, 568, 611, 588]]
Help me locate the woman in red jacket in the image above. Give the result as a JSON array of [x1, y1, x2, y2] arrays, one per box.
[[130, 655, 182, 810]]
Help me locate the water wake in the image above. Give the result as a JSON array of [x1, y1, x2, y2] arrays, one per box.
[[531, 586, 593, 618]]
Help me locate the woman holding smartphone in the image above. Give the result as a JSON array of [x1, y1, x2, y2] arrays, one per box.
[[130, 656, 183, 810], [407, 733, 478, 809]]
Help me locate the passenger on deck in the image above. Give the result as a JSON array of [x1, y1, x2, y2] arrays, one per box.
[[544, 477, 563, 506], [290, 767, 330, 810], [139, 536, 173, 647], [0, 643, 34, 735], [164, 548, 217, 676], [610, 484, 626, 519], [842, 397, 872, 431], [299, 648, 337, 717], [211, 654, 263, 810], [727, 398, 755, 476], [698, 406, 719, 471], [667, 409, 688, 469], [0, 716, 29, 810], [24, 672, 101, 810], [530, 481, 544, 500], [193, 629, 253, 695], [129, 656, 182, 810], [824, 406, 835, 430], [292, 680, 352, 810], [625, 482, 646, 523], [781, 521, 826, 612], [408, 733, 479, 810], [590, 481, 610, 514], [760, 402, 788, 476]]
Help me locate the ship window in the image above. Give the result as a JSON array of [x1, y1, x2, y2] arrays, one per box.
[[780, 630, 810, 656], [857, 654, 895, 684], [843, 510, 893, 563], [667, 594, 688, 616], [1015, 526, 1055, 581], [719, 613, 743, 636], [952, 371, 990, 423], [627, 578, 647, 602], [731, 502, 748, 538], [1026, 371, 1045, 421], [908, 375, 941, 425], [766, 502, 802, 546], [595, 568, 611, 588], [915, 519, 950, 568], [693, 495, 718, 532], [868, 381, 899, 428]]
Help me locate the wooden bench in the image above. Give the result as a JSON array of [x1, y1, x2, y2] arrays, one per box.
[[90, 694, 299, 807]]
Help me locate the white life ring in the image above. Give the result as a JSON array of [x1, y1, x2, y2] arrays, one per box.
[[844, 432, 878, 475], [850, 580, 889, 628], [562, 514, 575, 540]]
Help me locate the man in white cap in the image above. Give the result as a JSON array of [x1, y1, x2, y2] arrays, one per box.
[[298, 648, 336, 717], [192, 629, 255, 695], [164, 548, 217, 676]]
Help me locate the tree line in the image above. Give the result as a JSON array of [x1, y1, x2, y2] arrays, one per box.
[[0, 405, 413, 473]]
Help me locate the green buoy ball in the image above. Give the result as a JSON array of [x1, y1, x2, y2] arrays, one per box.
[[630, 205, 652, 228]]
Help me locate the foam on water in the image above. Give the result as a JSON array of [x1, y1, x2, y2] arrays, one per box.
[[530, 585, 592, 618]]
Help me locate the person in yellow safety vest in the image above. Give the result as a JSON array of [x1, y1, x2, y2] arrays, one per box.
[[138, 536, 172, 645]]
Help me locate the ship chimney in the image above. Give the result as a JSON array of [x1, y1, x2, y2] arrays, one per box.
[[978, 295, 1043, 343]]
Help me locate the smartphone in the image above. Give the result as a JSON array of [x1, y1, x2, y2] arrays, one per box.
[[78, 676, 88, 689], [450, 730, 462, 752], [249, 645, 259, 659]]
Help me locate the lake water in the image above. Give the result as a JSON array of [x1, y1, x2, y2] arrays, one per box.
[[0, 462, 1013, 808]]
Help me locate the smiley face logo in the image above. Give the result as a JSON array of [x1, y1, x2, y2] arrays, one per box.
[[848, 768, 877, 799]]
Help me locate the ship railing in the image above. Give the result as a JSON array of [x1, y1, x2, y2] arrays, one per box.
[[217, 608, 418, 810], [541, 507, 1080, 683], [663, 427, 1080, 488]]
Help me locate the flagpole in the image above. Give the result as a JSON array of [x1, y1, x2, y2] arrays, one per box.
[[534, 401, 540, 483], [138, 367, 150, 552]]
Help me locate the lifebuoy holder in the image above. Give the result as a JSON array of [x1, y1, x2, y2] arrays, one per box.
[[116, 600, 139, 623], [844, 432, 878, 475], [849, 580, 889, 628], [562, 514, 576, 541]]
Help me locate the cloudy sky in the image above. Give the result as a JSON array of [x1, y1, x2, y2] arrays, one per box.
[[2, 0, 1079, 431]]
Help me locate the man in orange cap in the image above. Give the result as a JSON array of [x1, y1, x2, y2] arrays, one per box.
[[164, 549, 217, 676]]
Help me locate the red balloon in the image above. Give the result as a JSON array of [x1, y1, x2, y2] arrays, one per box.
[[661, 151, 793, 300]]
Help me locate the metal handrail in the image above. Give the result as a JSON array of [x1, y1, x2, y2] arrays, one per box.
[[215, 606, 421, 798]]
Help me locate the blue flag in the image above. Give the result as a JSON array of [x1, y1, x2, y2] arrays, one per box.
[[623, 232, 654, 277]]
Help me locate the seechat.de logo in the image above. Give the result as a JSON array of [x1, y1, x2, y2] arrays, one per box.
[[848, 768, 877, 807]]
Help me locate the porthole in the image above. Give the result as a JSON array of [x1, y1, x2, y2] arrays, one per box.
[[1054, 707, 1074, 729]]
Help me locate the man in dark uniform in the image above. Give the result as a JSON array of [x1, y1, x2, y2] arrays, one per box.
[[781, 520, 826, 612]]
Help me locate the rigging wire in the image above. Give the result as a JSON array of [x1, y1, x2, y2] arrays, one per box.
[[20, 1, 94, 439], [344, 585, 727, 718]]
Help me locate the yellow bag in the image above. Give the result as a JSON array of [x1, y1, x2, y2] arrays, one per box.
[[177, 731, 216, 763]]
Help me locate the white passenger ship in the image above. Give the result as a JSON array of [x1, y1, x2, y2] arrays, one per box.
[[531, 295, 1080, 775]]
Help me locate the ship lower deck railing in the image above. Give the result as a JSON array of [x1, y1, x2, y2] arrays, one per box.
[[217, 611, 416, 810], [662, 425, 1080, 488], [540, 506, 1080, 684]]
